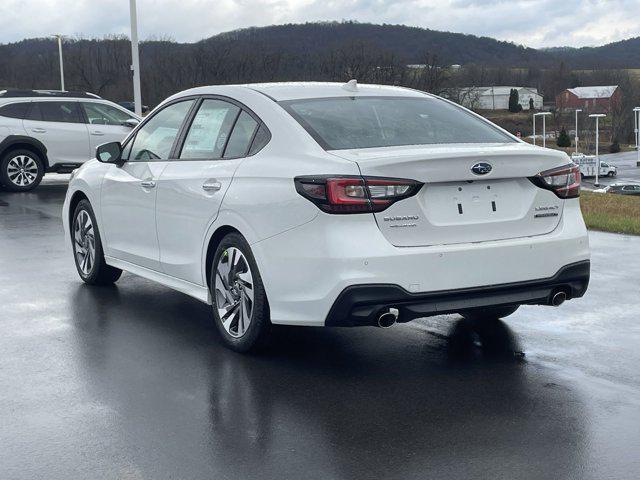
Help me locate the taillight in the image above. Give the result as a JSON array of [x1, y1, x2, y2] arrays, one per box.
[[529, 163, 580, 199], [294, 175, 423, 214]]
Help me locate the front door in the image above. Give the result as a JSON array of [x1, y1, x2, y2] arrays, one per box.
[[156, 99, 260, 285], [100, 99, 195, 271], [81, 101, 138, 154]]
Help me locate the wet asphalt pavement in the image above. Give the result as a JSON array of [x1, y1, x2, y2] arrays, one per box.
[[1, 178, 640, 480]]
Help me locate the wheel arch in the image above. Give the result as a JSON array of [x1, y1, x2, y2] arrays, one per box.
[[204, 225, 243, 290], [0, 135, 49, 170], [68, 190, 90, 234]]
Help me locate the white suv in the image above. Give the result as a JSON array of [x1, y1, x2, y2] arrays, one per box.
[[0, 90, 140, 191], [62, 82, 590, 352]]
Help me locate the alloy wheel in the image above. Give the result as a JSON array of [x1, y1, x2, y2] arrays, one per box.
[[73, 209, 96, 276], [214, 247, 254, 338], [7, 155, 39, 187]]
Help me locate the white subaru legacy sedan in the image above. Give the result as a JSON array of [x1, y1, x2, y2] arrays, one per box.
[[63, 82, 590, 351]]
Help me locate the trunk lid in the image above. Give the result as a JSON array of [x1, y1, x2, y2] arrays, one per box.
[[331, 143, 569, 247]]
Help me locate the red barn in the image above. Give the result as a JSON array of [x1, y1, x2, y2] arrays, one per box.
[[555, 86, 621, 112]]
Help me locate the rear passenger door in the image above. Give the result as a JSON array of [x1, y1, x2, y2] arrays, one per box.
[[155, 97, 263, 285], [22, 101, 90, 166]]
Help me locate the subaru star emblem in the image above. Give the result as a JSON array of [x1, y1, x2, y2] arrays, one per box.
[[471, 162, 492, 175]]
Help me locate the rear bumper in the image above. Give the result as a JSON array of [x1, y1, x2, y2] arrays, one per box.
[[252, 199, 589, 327], [325, 260, 590, 327]]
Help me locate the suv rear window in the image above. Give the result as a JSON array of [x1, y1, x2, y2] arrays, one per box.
[[281, 96, 514, 150], [0, 102, 29, 119], [26, 101, 82, 123]]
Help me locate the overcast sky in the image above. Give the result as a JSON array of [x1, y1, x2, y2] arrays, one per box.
[[1, 0, 639, 48]]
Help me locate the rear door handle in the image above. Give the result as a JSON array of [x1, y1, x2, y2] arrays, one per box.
[[202, 180, 222, 192], [141, 180, 156, 189], [91, 130, 105, 136], [32, 128, 46, 133]]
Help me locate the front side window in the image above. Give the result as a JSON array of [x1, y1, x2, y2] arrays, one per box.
[[129, 100, 194, 161], [83, 102, 135, 126], [281, 96, 515, 150], [28, 101, 82, 123], [180, 99, 239, 160], [0, 102, 29, 119]]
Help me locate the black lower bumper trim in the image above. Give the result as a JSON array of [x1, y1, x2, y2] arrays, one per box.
[[325, 260, 590, 327], [48, 163, 83, 174]]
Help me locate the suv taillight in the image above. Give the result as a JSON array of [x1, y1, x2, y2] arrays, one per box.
[[294, 175, 423, 214], [529, 163, 580, 199]]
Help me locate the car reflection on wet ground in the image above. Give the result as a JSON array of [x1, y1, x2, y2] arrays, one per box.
[[1, 181, 639, 479]]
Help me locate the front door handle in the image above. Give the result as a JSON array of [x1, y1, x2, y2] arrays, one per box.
[[32, 128, 46, 133], [91, 130, 105, 136], [202, 180, 222, 192], [140, 179, 156, 189]]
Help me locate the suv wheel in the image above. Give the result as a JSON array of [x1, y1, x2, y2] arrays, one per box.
[[210, 233, 270, 352], [0, 149, 44, 192], [72, 199, 122, 285]]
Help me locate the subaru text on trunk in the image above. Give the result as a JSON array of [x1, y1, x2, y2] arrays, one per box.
[[62, 82, 590, 351]]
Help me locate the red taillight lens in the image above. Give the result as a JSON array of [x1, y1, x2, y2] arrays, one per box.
[[295, 176, 423, 214], [530, 163, 580, 199]]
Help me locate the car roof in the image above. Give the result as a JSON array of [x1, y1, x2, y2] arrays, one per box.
[[173, 82, 430, 103], [244, 82, 429, 101], [0, 89, 101, 99]]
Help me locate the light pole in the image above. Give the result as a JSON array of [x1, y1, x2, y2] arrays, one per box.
[[129, 0, 142, 116], [534, 112, 552, 148], [634, 107, 640, 167], [532, 113, 536, 146], [574, 108, 582, 154], [51, 35, 65, 91], [589, 113, 606, 187]]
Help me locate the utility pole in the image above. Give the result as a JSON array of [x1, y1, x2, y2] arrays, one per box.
[[534, 112, 552, 148], [574, 109, 582, 154], [634, 107, 640, 167], [52, 35, 65, 91], [589, 114, 606, 187], [532, 113, 536, 146], [129, 0, 142, 116]]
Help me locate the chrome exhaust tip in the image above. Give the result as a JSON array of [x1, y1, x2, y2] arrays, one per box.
[[377, 308, 399, 328], [551, 291, 567, 307]]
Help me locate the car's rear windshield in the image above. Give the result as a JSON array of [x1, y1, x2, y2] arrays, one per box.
[[280, 96, 515, 150]]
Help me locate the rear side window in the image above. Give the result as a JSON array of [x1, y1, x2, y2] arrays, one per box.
[[179, 99, 239, 160], [223, 111, 258, 158], [25, 103, 43, 121], [281, 96, 514, 150], [26, 101, 82, 123], [248, 124, 270, 155], [0, 102, 29, 119]]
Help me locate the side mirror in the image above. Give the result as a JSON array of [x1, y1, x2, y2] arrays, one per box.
[[124, 118, 140, 128], [96, 142, 123, 164]]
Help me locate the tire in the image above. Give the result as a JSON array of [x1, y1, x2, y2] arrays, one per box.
[[210, 233, 270, 352], [71, 199, 122, 285], [459, 305, 519, 322], [608, 171, 615, 177], [0, 149, 44, 192]]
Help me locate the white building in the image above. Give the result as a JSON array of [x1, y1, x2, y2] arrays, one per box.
[[453, 86, 544, 110]]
